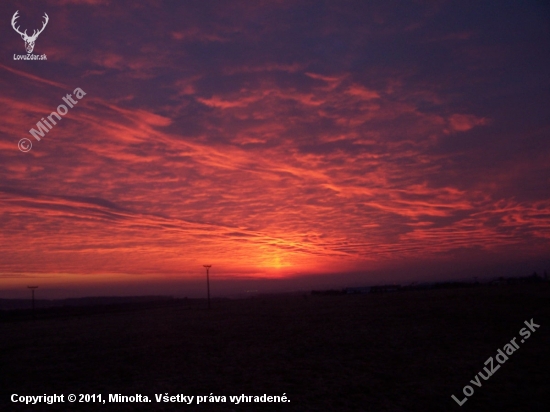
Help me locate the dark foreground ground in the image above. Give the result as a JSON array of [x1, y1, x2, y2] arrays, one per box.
[[0, 283, 548, 412]]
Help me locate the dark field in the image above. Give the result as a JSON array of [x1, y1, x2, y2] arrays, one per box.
[[1, 284, 549, 412]]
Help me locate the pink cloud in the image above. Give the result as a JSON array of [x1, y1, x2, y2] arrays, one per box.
[[448, 114, 489, 132]]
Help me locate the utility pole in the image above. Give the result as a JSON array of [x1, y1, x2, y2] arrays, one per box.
[[203, 265, 212, 310], [27, 286, 38, 319]]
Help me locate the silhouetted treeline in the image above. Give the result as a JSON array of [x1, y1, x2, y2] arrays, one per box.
[[311, 271, 548, 297], [311, 289, 346, 296], [489, 272, 547, 285]]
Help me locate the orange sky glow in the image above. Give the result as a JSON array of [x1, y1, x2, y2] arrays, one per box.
[[1, 1, 549, 298]]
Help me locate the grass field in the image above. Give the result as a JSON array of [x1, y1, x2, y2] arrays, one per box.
[[1, 283, 548, 411]]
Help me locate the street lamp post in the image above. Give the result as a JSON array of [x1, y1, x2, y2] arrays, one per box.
[[27, 286, 38, 319], [203, 265, 212, 310]]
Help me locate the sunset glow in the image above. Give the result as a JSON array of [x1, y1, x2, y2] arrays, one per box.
[[1, 1, 549, 298]]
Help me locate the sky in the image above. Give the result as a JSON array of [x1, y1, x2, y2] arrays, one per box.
[[1, 0, 549, 298]]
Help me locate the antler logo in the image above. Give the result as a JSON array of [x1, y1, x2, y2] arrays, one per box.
[[11, 10, 49, 54]]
